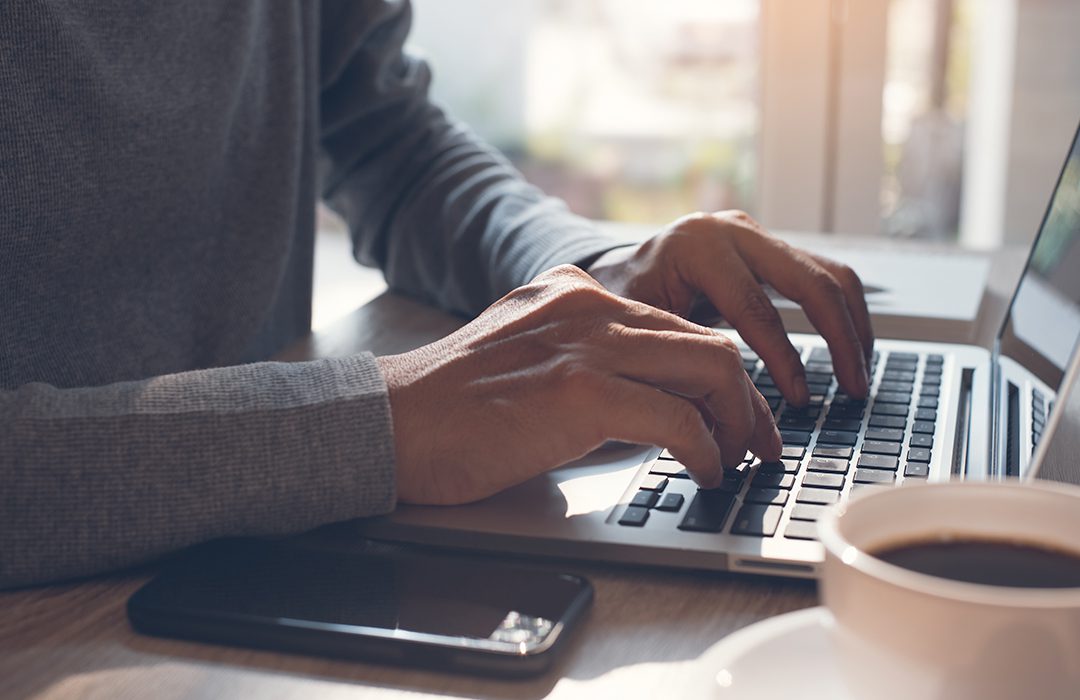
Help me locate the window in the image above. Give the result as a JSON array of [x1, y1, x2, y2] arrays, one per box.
[[409, 0, 1080, 247]]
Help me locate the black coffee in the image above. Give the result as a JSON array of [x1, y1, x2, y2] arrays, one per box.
[[872, 537, 1080, 588]]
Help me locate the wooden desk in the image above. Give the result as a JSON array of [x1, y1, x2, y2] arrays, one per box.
[[0, 241, 1024, 699]]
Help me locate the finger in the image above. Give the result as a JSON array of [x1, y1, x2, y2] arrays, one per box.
[[729, 232, 870, 397], [747, 375, 783, 462], [601, 328, 782, 468], [597, 378, 724, 487], [612, 294, 720, 338], [681, 252, 808, 405], [806, 253, 875, 364]]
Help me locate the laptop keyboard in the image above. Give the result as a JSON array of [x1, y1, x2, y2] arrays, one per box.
[[617, 345, 945, 542]]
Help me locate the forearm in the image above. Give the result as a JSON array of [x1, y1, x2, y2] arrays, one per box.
[[0, 354, 395, 589], [318, 0, 625, 316]]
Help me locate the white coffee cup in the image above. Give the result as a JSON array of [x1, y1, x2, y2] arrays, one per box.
[[817, 480, 1080, 700]]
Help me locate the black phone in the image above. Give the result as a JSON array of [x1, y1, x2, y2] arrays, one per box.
[[127, 538, 592, 677]]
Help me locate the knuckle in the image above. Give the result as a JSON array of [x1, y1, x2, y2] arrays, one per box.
[[810, 268, 845, 301], [705, 336, 742, 374], [833, 262, 864, 293], [547, 279, 610, 314]]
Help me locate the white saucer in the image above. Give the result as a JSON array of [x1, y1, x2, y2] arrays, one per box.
[[711, 606, 853, 699]]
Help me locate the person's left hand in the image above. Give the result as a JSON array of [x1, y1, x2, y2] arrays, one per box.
[[587, 211, 875, 405]]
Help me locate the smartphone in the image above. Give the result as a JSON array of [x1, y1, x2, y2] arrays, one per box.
[[127, 538, 592, 677]]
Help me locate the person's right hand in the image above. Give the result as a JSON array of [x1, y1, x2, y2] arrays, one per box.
[[376, 265, 783, 506]]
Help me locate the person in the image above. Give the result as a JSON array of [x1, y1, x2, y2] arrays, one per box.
[[0, 0, 873, 589]]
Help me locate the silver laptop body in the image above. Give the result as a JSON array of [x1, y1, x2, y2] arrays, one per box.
[[358, 121, 1080, 580]]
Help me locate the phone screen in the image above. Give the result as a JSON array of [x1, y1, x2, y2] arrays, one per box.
[[130, 539, 590, 655]]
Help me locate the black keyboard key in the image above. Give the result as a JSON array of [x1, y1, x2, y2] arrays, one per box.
[[889, 352, 919, 362], [781, 446, 806, 460], [759, 386, 783, 400], [831, 394, 868, 407], [791, 503, 829, 521], [823, 418, 863, 432], [917, 396, 939, 409], [904, 462, 930, 478], [744, 487, 789, 506], [805, 361, 834, 374], [751, 471, 795, 489], [923, 366, 942, 377], [912, 420, 936, 434], [784, 520, 819, 541], [813, 445, 853, 459], [926, 354, 944, 365], [759, 459, 801, 474], [854, 468, 895, 485], [639, 475, 668, 492], [921, 374, 942, 387], [808, 457, 849, 474], [913, 408, 937, 422], [802, 472, 845, 489], [656, 493, 685, 512], [874, 392, 912, 405], [907, 447, 932, 463], [784, 405, 822, 419], [817, 430, 859, 446], [730, 504, 784, 536], [619, 505, 650, 526], [805, 371, 833, 385], [631, 490, 660, 508], [862, 440, 902, 456], [778, 416, 817, 431], [864, 427, 904, 442], [858, 454, 899, 471], [883, 370, 916, 382], [678, 490, 737, 532], [871, 403, 909, 417], [884, 361, 918, 373], [754, 373, 776, 388], [868, 414, 907, 430], [780, 429, 812, 446], [767, 398, 783, 412], [920, 385, 940, 398], [796, 488, 841, 505], [828, 406, 866, 420], [714, 475, 746, 493], [909, 434, 934, 449], [878, 381, 914, 394], [806, 382, 831, 396]]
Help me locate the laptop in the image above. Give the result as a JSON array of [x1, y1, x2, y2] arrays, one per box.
[[357, 119, 1080, 579]]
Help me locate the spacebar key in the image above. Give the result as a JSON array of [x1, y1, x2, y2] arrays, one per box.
[[678, 490, 738, 533]]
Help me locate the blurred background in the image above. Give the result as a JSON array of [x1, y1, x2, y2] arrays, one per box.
[[314, 0, 1080, 328]]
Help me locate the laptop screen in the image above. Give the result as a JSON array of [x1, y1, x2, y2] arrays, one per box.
[[998, 121, 1080, 392]]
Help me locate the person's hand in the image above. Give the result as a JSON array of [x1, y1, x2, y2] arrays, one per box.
[[377, 265, 783, 505], [587, 211, 874, 404]]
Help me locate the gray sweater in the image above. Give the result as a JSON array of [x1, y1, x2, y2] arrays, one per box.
[[0, 0, 621, 588]]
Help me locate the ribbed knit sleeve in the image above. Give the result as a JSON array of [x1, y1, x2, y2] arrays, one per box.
[[0, 354, 396, 589], [317, 0, 626, 316]]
